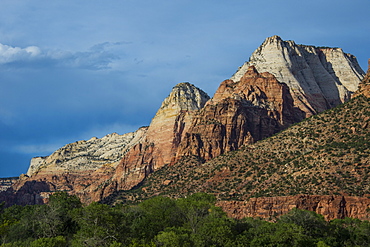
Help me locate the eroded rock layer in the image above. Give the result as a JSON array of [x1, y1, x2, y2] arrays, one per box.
[[110, 83, 210, 192], [174, 66, 301, 162], [231, 35, 364, 116], [217, 195, 370, 221]]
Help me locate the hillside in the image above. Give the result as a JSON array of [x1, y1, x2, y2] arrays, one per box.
[[107, 93, 370, 219]]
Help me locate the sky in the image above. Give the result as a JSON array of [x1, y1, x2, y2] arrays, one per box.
[[0, 0, 369, 177]]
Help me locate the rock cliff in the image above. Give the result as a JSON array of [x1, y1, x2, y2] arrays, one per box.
[[0, 177, 18, 192], [5, 128, 148, 205], [231, 35, 364, 116], [109, 83, 210, 191], [217, 195, 370, 221], [173, 66, 301, 162], [26, 130, 147, 177]]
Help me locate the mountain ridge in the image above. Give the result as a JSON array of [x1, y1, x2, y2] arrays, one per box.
[[1, 36, 367, 221], [231, 35, 364, 115]]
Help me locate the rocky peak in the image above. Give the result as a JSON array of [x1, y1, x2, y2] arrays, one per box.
[[4, 37, 367, 210], [231, 36, 365, 116], [174, 67, 298, 162], [151, 82, 210, 119], [107, 83, 210, 192], [146, 82, 210, 150]]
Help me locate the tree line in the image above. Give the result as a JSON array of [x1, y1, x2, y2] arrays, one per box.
[[0, 192, 370, 246]]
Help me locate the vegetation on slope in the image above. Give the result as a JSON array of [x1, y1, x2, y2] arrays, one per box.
[[109, 95, 370, 203]]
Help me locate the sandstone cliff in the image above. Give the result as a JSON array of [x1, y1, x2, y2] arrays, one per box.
[[0, 177, 18, 192], [5, 128, 147, 205], [173, 66, 301, 162], [217, 195, 370, 221], [113, 89, 370, 221], [109, 83, 210, 192], [4, 83, 211, 204], [231, 35, 364, 116], [26, 129, 147, 177]]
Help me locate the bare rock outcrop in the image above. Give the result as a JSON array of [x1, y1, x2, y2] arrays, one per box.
[[0, 177, 18, 192], [110, 83, 210, 191], [231, 35, 365, 116], [174, 66, 301, 162], [6, 128, 148, 204], [217, 195, 370, 221], [26, 130, 147, 177]]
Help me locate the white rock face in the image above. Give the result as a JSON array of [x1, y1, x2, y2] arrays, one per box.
[[144, 82, 210, 166], [26, 128, 147, 176], [231, 35, 365, 115], [152, 82, 210, 119], [147, 82, 210, 142]]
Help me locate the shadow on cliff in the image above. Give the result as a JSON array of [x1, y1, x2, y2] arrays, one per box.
[[290, 47, 343, 112], [0, 180, 53, 207]]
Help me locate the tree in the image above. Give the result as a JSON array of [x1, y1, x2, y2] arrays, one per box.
[[71, 202, 125, 247], [278, 208, 328, 239], [155, 227, 193, 247], [130, 196, 182, 241], [176, 193, 221, 234]]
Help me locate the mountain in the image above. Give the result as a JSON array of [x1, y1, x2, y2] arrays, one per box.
[[232, 35, 364, 116], [108, 72, 370, 220], [1, 36, 366, 219]]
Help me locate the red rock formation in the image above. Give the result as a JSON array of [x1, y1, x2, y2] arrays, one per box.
[[173, 66, 302, 162], [217, 195, 370, 221], [108, 83, 210, 193]]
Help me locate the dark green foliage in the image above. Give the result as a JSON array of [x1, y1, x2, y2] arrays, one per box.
[[1, 193, 370, 246], [71, 202, 127, 247], [278, 208, 328, 238]]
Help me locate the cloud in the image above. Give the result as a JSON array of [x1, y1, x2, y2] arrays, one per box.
[[0, 42, 123, 70], [0, 43, 41, 63]]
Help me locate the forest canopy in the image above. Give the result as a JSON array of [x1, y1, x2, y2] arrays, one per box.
[[1, 192, 370, 247]]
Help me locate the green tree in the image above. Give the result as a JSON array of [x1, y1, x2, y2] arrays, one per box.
[[176, 193, 219, 234], [155, 227, 193, 247], [278, 208, 328, 239], [29, 236, 66, 247], [71, 202, 125, 247], [130, 196, 182, 241]]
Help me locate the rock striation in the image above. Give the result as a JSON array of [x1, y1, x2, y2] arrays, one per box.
[[0, 177, 18, 192], [217, 195, 370, 221], [109, 83, 210, 191], [173, 66, 301, 162], [26, 130, 147, 177], [231, 35, 364, 116], [4, 128, 147, 205]]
